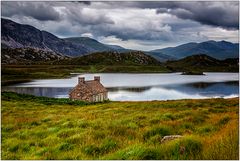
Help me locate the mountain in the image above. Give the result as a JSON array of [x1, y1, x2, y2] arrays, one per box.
[[165, 54, 239, 72], [64, 37, 128, 52], [150, 41, 239, 60], [64, 37, 110, 52], [145, 51, 177, 62], [1, 18, 93, 57], [1, 48, 69, 64], [1, 18, 129, 57], [2, 18, 238, 62], [54, 51, 162, 66]]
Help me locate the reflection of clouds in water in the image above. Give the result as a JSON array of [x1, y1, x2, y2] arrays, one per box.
[[3, 73, 238, 101], [11, 73, 239, 88], [109, 87, 239, 101], [109, 88, 209, 101]]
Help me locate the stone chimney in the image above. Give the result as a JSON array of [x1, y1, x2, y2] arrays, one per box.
[[94, 76, 100, 82], [78, 77, 85, 84]]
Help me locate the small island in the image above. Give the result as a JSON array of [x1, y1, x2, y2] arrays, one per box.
[[181, 71, 205, 75]]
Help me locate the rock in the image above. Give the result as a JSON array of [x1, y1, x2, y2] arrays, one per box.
[[4, 55, 10, 59], [181, 71, 204, 75], [161, 135, 183, 143]]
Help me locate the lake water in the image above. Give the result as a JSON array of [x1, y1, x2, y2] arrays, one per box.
[[2, 73, 239, 101]]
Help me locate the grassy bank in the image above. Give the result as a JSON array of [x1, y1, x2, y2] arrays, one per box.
[[2, 65, 170, 86], [1, 92, 239, 160]]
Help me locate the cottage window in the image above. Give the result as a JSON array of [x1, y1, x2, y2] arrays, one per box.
[[97, 95, 99, 102]]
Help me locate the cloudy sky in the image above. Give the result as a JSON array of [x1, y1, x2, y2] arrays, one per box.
[[1, 1, 239, 50]]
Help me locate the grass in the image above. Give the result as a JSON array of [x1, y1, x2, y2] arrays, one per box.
[[1, 92, 239, 160]]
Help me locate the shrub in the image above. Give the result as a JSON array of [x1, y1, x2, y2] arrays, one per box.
[[126, 122, 139, 129], [178, 136, 203, 158], [66, 133, 85, 144], [201, 129, 239, 159], [77, 120, 90, 128], [21, 143, 31, 152], [197, 125, 216, 134], [103, 144, 163, 160], [143, 125, 173, 141], [161, 136, 203, 159], [82, 145, 101, 156], [57, 129, 77, 138], [100, 138, 118, 154], [111, 125, 128, 136], [181, 122, 194, 130], [93, 131, 106, 140], [30, 121, 41, 126], [58, 142, 74, 151], [217, 116, 231, 126], [161, 113, 175, 121], [9, 144, 19, 152], [148, 134, 162, 145]]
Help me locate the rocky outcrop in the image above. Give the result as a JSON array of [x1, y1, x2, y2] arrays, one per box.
[[161, 135, 183, 143], [1, 48, 69, 64]]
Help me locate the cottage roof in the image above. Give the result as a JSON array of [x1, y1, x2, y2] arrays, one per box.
[[85, 80, 107, 94], [70, 79, 107, 95]]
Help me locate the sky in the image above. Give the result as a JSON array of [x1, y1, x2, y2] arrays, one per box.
[[1, 1, 239, 51]]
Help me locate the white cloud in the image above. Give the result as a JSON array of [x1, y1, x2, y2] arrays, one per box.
[[81, 33, 94, 38]]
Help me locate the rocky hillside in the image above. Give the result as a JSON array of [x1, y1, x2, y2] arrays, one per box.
[[1, 48, 69, 64], [2, 18, 129, 57], [165, 54, 239, 72], [54, 51, 162, 66], [1, 18, 92, 57]]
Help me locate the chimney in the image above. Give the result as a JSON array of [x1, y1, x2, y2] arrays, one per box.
[[78, 77, 85, 84], [94, 76, 100, 82]]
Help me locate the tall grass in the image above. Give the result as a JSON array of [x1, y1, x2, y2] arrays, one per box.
[[1, 92, 239, 160]]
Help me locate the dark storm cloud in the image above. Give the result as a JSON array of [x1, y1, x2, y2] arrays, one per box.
[[155, 2, 239, 29], [90, 24, 173, 42], [1, 1, 238, 50], [1, 2, 61, 21], [105, 1, 239, 29], [77, 1, 91, 5], [64, 7, 114, 26]]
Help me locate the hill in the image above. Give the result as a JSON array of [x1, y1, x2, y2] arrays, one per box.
[[150, 40, 239, 60], [65, 37, 128, 53], [55, 51, 162, 66], [165, 54, 239, 72], [1, 48, 69, 65], [146, 51, 177, 62], [64, 37, 111, 52]]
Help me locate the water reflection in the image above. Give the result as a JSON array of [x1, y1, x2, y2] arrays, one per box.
[[2, 81, 238, 101]]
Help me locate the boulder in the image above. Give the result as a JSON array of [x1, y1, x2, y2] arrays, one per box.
[[161, 135, 183, 143]]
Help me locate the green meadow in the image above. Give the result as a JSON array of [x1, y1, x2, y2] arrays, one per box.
[[1, 92, 239, 160]]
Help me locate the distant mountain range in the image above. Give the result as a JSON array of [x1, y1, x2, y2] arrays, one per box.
[[149, 40, 239, 60], [1, 18, 239, 62], [1, 18, 127, 57]]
